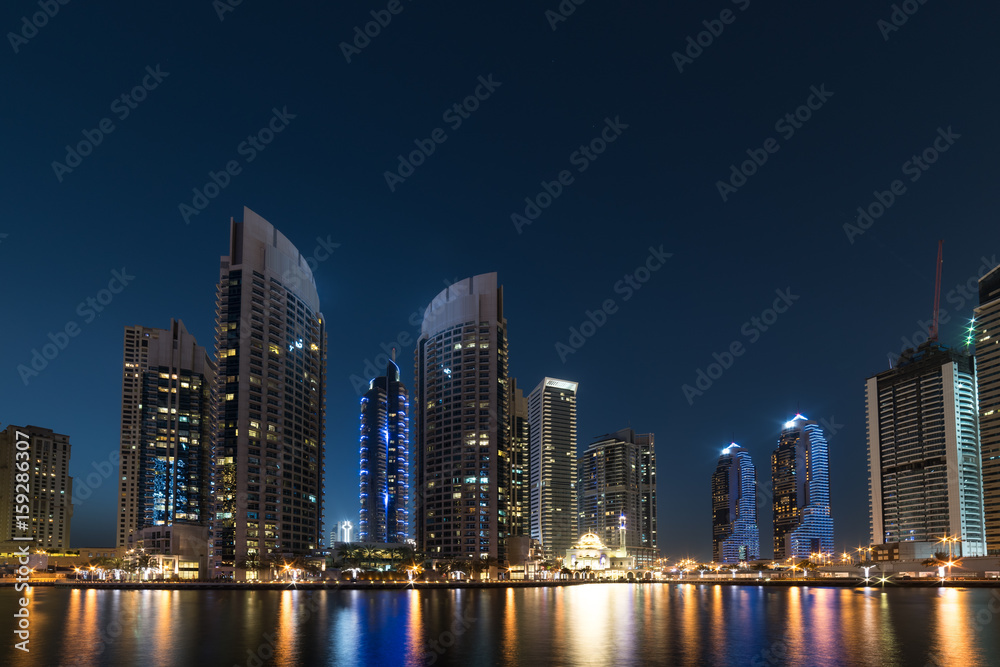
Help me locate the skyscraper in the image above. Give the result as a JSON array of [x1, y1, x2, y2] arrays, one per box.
[[577, 427, 658, 566], [975, 263, 1000, 553], [637, 432, 657, 551], [509, 378, 530, 538], [359, 358, 409, 543], [212, 208, 327, 573], [772, 414, 834, 559], [712, 443, 760, 563], [0, 425, 73, 550], [116, 320, 215, 549], [867, 342, 986, 556], [528, 377, 578, 560], [413, 273, 511, 562]]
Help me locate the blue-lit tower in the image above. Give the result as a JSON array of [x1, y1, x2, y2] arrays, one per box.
[[712, 443, 761, 563], [773, 414, 834, 559], [359, 356, 409, 543]]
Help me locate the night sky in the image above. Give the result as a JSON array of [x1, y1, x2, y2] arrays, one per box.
[[3, 1, 999, 561]]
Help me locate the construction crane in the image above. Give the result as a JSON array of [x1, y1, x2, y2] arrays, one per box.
[[929, 240, 944, 342]]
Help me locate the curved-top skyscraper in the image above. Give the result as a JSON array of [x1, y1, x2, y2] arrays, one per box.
[[211, 207, 327, 575], [712, 443, 760, 563], [413, 273, 511, 563], [772, 414, 834, 559]]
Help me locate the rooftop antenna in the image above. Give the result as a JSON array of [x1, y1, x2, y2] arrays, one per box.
[[391, 346, 396, 362], [929, 240, 944, 342]]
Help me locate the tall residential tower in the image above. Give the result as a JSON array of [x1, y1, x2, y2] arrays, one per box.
[[528, 377, 578, 560], [358, 358, 409, 543], [509, 378, 530, 538], [116, 320, 215, 549], [976, 264, 1000, 553], [211, 208, 327, 573], [772, 414, 834, 559], [867, 342, 986, 556], [0, 425, 73, 550], [712, 443, 760, 563], [413, 273, 511, 562], [577, 427, 658, 567]]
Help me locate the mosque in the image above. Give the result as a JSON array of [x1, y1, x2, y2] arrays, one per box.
[[565, 516, 636, 578]]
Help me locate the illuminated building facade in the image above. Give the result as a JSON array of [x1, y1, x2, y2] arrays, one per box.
[[712, 443, 760, 563], [509, 378, 530, 538], [528, 377, 578, 560], [564, 530, 634, 575], [976, 264, 1000, 553], [577, 428, 658, 567], [413, 273, 511, 562], [359, 359, 409, 543], [0, 424, 73, 550], [212, 208, 327, 573], [772, 414, 834, 559], [116, 320, 215, 549], [867, 342, 986, 556]]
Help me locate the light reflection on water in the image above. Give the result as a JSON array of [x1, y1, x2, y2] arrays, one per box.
[[3, 584, 999, 666]]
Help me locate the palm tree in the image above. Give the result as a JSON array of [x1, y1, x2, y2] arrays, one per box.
[[443, 559, 470, 580], [477, 556, 500, 580]]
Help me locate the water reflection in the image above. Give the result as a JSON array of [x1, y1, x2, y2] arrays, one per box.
[[2, 584, 1000, 666]]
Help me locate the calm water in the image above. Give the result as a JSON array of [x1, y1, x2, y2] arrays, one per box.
[[3, 584, 1000, 666]]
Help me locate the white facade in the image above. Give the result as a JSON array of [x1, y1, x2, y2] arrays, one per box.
[[868, 343, 986, 556]]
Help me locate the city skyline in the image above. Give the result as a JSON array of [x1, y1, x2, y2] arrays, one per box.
[[4, 3, 999, 563], [5, 3, 1000, 666], [6, 233, 995, 560]]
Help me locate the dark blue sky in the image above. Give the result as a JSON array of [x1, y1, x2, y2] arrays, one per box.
[[3, 1, 998, 561]]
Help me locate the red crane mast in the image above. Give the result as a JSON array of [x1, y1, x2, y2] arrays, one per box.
[[929, 240, 944, 342]]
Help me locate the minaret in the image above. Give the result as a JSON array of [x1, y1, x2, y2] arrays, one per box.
[[618, 513, 627, 553]]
